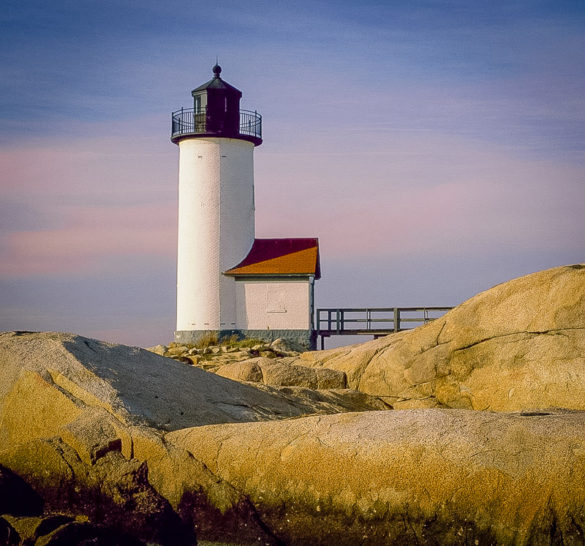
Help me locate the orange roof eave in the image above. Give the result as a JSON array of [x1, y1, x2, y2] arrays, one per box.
[[224, 239, 321, 279]]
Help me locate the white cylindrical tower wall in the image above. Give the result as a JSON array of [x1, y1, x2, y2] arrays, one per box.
[[176, 137, 255, 332]]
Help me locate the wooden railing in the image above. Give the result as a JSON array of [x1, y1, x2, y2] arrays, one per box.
[[316, 307, 452, 349]]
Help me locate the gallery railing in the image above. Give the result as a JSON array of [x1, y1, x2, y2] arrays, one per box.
[[171, 107, 262, 141]]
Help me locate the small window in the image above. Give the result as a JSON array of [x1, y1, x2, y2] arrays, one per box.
[[224, 97, 228, 112], [194, 96, 202, 114]]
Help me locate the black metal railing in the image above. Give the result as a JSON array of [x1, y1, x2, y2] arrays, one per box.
[[171, 107, 262, 141]]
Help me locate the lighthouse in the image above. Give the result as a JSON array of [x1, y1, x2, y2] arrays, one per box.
[[172, 65, 320, 349]]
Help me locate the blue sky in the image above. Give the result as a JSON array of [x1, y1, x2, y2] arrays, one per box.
[[1, 1, 584, 346]]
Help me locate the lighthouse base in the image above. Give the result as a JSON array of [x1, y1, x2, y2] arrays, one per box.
[[174, 329, 316, 351]]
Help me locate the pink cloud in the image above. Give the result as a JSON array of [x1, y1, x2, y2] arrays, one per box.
[[1, 203, 176, 277], [255, 131, 584, 260], [0, 116, 173, 202], [1, 117, 179, 278], [2, 118, 582, 282]]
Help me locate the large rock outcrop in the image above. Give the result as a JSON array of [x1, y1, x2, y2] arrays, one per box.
[[168, 408, 585, 545], [296, 264, 585, 410], [1, 264, 585, 544], [216, 357, 348, 389], [0, 331, 387, 544]]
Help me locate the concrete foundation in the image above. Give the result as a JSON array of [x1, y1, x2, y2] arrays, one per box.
[[174, 329, 317, 351]]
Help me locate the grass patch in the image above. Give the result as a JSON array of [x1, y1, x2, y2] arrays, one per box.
[[194, 332, 219, 349], [168, 334, 268, 351]]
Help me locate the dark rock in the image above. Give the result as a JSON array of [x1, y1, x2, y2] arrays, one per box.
[[0, 517, 20, 546], [34, 521, 144, 546], [0, 465, 43, 516]]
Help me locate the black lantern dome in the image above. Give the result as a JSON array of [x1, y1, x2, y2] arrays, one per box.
[[171, 65, 262, 146]]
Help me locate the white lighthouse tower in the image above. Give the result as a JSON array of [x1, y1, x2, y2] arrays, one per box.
[[172, 65, 320, 348], [172, 64, 262, 343]]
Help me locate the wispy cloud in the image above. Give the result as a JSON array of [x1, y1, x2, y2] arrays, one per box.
[[1, 122, 176, 279]]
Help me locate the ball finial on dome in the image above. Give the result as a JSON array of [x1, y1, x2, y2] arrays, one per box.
[[213, 63, 222, 78]]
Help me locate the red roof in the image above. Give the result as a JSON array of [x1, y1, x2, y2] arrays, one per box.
[[225, 238, 321, 279]]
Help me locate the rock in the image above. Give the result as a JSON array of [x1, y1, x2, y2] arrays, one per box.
[[145, 344, 167, 356], [216, 358, 348, 390], [270, 337, 304, 353], [255, 385, 391, 413], [0, 516, 19, 545], [0, 332, 345, 435], [168, 408, 585, 545], [0, 464, 44, 517], [1, 265, 584, 544], [230, 350, 250, 360], [1, 438, 195, 545], [215, 360, 263, 382], [270, 337, 291, 353], [33, 520, 144, 546], [171, 355, 192, 365], [0, 332, 390, 543], [259, 360, 347, 389], [2, 514, 73, 545], [297, 264, 585, 411], [165, 346, 188, 357]]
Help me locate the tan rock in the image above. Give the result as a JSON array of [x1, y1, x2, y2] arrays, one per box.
[[215, 357, 348, 390], [0, 332, 347, 442], [0, 436, 195, 544], [168, 408, 585, 545], [298, 264, 585, 411], [185, 355, 200, 365], [269, 337, 291, 353], [145, 344, 167, 356], [255, 385, 391, 413], [2, 514, 73, 544], [259, 360, 347, 389], [0, 332, 387, 544], [165, 345, 188, 356], [215, 360, 263, 382]]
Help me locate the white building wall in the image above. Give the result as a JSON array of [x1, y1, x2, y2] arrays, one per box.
[[176, 137, 255, 331], [235, 279, 311, 330]]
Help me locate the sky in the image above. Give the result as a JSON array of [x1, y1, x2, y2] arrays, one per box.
[[1, 0, 584, 348]]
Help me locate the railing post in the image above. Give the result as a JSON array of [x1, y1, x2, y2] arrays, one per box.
[[394, 308, 400, 333], [336, 309, 341, 334]]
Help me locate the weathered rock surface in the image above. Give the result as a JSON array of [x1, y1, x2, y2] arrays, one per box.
[[216, 357, 347, 389], [215, 358, 265, 382], [0, 331, 371, 437], [296, 264, 585, 410], [2, 264, 585, 544], [148, 337, 302, 372], [0, 330, 389, 544], [168, 408, 585, 545]]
